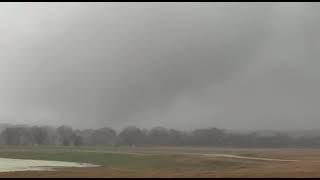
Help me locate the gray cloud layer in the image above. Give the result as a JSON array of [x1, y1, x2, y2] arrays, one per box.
[[0, 3, 320, 130]]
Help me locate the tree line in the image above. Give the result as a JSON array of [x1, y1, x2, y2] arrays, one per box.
[[1, 125, 320, 148]]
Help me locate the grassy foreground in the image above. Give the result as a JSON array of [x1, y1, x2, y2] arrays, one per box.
[[0, 146, 319, 177]]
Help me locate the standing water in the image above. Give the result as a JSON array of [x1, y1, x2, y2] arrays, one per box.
[[0, 158, 99, 172]]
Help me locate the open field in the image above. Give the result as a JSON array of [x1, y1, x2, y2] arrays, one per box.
[[0, 146, 319, 177]]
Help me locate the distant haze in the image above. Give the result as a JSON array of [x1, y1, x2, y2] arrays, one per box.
[[0, 2, 320, 130]]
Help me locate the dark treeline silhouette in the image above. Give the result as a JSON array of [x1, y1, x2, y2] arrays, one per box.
[[1, 125, 320, 148]]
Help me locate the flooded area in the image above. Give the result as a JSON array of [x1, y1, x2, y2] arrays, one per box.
[[0, 158, 98, 172]]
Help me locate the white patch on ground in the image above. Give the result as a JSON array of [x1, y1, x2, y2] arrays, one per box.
[[199, 154, 299, 162], [0, 158, 99, 172]]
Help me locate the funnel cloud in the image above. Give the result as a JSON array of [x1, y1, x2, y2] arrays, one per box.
[[0, 2, 319, 130]]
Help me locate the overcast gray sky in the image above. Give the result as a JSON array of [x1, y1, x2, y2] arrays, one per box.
[[0, 2, 320, 130]]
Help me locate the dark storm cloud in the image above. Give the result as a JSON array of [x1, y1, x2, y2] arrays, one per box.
[[0, 3, 319, 130]]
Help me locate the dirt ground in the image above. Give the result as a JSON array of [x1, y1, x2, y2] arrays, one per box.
[[1, 160, 320, 178], [0, 162, 319, 178], [1, 147, 320, 177]]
